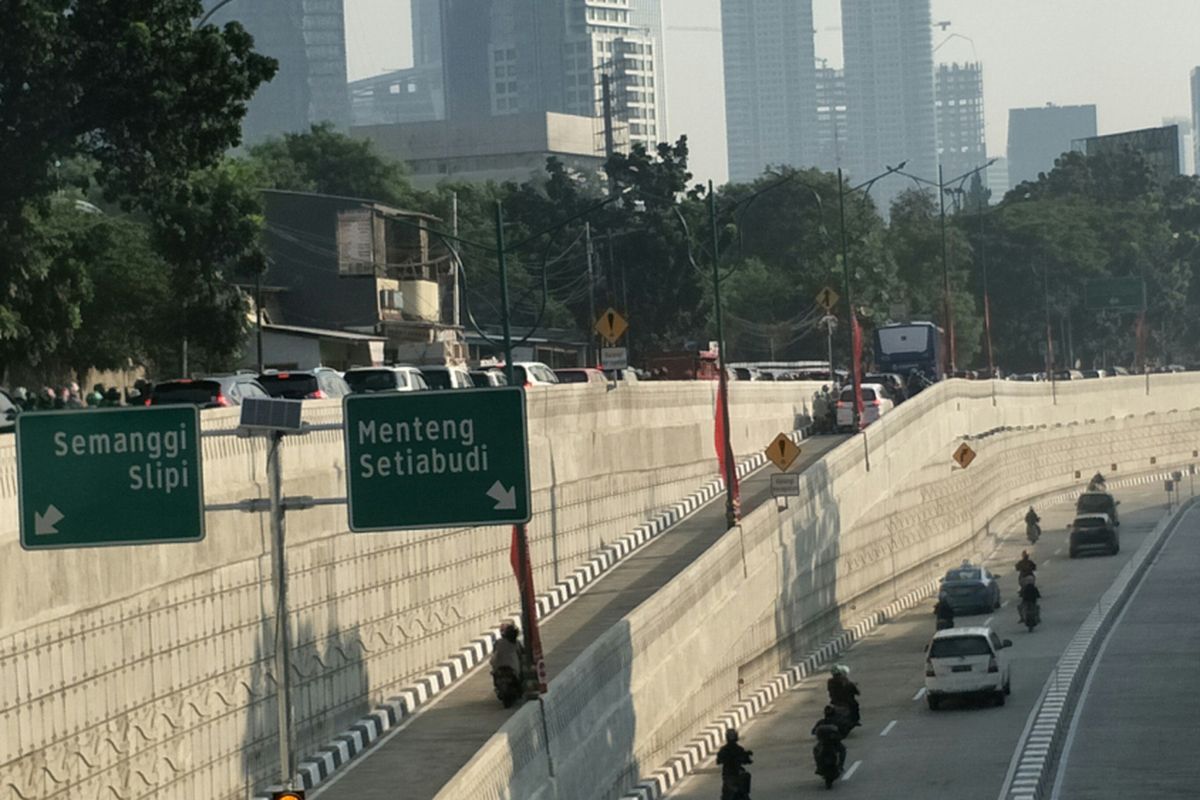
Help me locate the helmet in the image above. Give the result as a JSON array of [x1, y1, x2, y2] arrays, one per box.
[[500, 622, 519, 641], [725, 728, 739, 743], [1021, 550, 1029, 559], [824, 705, 836, 716]]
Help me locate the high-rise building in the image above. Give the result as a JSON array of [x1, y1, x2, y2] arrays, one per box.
[[935, 62, 987, 184], [1190, 68, 1200, 175], [814, 64, 848, 171], [1074, 125, 1182, 185], [841, 0, 937, 212], [1007, 104, 1097, 188], [202, 0, 350, 144], [1162, 116, 1194, 175], [720, 0, 817, 182], [428, 1, 662, 152]]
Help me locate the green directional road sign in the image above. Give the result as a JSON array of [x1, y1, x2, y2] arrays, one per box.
[[343, 387, 532, 531], [16, 406, 205, 550], [1084, 276, 1145, 310]]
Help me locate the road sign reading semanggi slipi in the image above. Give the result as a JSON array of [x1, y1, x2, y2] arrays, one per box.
[[343, 387, 532, 531], [16, 406, 205, 550]]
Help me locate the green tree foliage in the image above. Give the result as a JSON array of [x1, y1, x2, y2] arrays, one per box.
[[245, 123, 420, 207], [0, 0, 274, 375]]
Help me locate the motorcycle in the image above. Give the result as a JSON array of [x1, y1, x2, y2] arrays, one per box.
[[827, 703, 858, 737], [1020, 600, 1041, 632], [1018, 572, 1036, 590], [1026, 521, 1041, 544], [720, 766, 752, 800], [492, 666, 522, 708], [813, 740, 844, 789]]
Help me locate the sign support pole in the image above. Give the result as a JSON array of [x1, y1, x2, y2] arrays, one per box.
[[268, 431, 296, 788], [494, 201, 540, 698]]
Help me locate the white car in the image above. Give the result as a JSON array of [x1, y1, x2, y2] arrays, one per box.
[[418, 364, 474, 390], [343, 366, 429, 393], [835, 383, 895, 431], [924, 626, 1013, 710], [510, 361, 560, 386]]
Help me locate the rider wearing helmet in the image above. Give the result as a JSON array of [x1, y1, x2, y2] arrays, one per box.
[[827, 665, 861, 725], [716, 728, 753, 799]]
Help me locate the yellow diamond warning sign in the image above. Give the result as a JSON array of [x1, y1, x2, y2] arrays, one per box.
[[766, 433, 801, 472], [594, 308, 628, 344], [952, 442, 976, 470], [815, 286, 839, 312]]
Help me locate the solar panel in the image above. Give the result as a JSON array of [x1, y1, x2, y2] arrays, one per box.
[[239, 397, 304, 432]]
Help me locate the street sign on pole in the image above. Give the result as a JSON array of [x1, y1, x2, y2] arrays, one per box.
[[16, 406, 205, 550], [765, 433, 801, 472], [594, 307, 629, 344], [601, 346, 628, 370], [343, 387, 532, 531], [770, 473, 801, 497], [816, 286, 840, 312]]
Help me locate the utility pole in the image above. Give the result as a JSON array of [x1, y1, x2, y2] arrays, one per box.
[[452, 191, 461, 328], [585, 223, 597, 365], [602, 73, 616, 193], [976, 190, 994, 377], [493, 202, 540, 696], [709, 181, 738, 529], [255, 271, 265, 373], [1043, 263, 1057, 404], [938, 164, 956, 372], [267, 431, 295, 788], [836, 168, 858, 429]]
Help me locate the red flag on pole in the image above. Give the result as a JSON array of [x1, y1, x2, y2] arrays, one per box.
[[509, 525, 548, 693], [851, 312, 864, 427], [714, 381, 740, 515]]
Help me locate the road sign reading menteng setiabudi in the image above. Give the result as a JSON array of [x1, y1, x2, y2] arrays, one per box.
[[16, 406, 205, 550], [343, 387, 532, 531]]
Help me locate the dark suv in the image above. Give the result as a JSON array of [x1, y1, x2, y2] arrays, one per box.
[[1069, 514, 1119, 558], [1075, 490, 1119, 526], [148, 375, 269, 408], [257, 368, 350, 400]]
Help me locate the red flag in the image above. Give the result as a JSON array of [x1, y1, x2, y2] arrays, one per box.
[[851, 312, 864, 427], [509, 525, 548, 693], [714, 378, 740, 516]]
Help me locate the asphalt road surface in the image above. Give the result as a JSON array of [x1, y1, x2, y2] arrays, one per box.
[[314, 434, 850, 800], [1052, 502, 1200, 799], [667, 482, 1175, 800]]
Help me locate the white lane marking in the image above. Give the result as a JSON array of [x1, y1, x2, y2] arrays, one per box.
[[843, 760, 863, 781], [880, 720, 897, 736], [984, 616, 994, 626], [1055, 547, 1063, 555], [1001, 600, 1010, 608], [1044, 558, 1052, 566], [912, 687, 927, 701]]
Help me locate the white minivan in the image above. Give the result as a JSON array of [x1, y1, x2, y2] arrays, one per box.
[[924, 626, 1013, 710], [835, 382, 895, 431]]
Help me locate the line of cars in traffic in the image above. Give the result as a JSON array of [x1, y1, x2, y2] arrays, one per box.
[[141, 361, 643, 409], [922, 481, 1121, 710]]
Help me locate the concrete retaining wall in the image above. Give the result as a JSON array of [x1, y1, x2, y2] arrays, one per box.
[[0, 381, 818, 800], [435, 375, 1200, 800]]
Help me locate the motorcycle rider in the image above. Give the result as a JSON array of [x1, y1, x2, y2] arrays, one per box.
[[1015, 550, 1037, 579], [1025, 506, 1041, 541], [1018, 579, 1042, 624], [827, 665, 861, 726], [811, 705, 848, 773], [933, 593, 955, 629], [489, 622, 524, 700], [1089, 471, 1106, 491], [716, 728, 753, 800]]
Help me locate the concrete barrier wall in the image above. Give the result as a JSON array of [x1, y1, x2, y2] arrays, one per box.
[[436, 375, 1200, 800], [0, 381, 819, 800]]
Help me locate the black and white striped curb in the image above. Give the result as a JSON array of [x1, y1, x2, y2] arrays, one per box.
[[999, 495, 1194, 800], [254, 430, 809, 797], [619, 575, 943, 800]]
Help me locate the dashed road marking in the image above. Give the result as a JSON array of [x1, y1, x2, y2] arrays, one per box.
[[984, 616, 994, 626], [1055, 547, 1063, 555], [880, 720, 897, 736], [843, 760, 863, 781], [912, 687, 927, 701], [1002, 600, 1010, 608]]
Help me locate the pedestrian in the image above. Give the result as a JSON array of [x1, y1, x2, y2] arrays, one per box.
[[103, 387, 122, 407]]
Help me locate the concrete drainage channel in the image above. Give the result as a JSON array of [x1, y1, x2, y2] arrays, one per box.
[[621, 469, 1188, 800], [996, 495, 1195, 800], [255, 431, 809, 797]]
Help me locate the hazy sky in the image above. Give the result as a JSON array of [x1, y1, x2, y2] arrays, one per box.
[[345, 0, 1200, 184]]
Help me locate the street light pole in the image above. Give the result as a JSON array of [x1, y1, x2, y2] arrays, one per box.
[[836, 167, 857, 428], [938, 164, 956, 372], [709, 180, 738, 529], [976, 189, 995, 376]]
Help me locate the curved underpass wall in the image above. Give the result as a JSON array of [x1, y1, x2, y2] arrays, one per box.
[[436, 375, 1200, 800], [0, 381, 818, 800]]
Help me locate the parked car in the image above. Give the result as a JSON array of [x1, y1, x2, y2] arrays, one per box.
[[510, 362, 559, 386], [1069, 513, 1120, 557], [924, 626, 1013, 710], [938, 563, 1001, 615], [554, 367, 607, 384], [1080, 369, 1107, 379], [148, 375, 270, 408], [835, 383, 895, 431], [1076, 490, 1119, 526], [343, 366, 429, 393], [418, 364, 473, 390], [257, 368, 350, 400], [469, 369, 508, 388], [0, 388, 18, 433]]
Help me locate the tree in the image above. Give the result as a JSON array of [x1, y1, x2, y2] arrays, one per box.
[[0, 0, 275, 370], [244, 123, 422, 207]]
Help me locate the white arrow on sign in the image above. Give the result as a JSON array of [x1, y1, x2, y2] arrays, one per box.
[[487, 481, 517, 511], [35, 505, 64, 535]]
